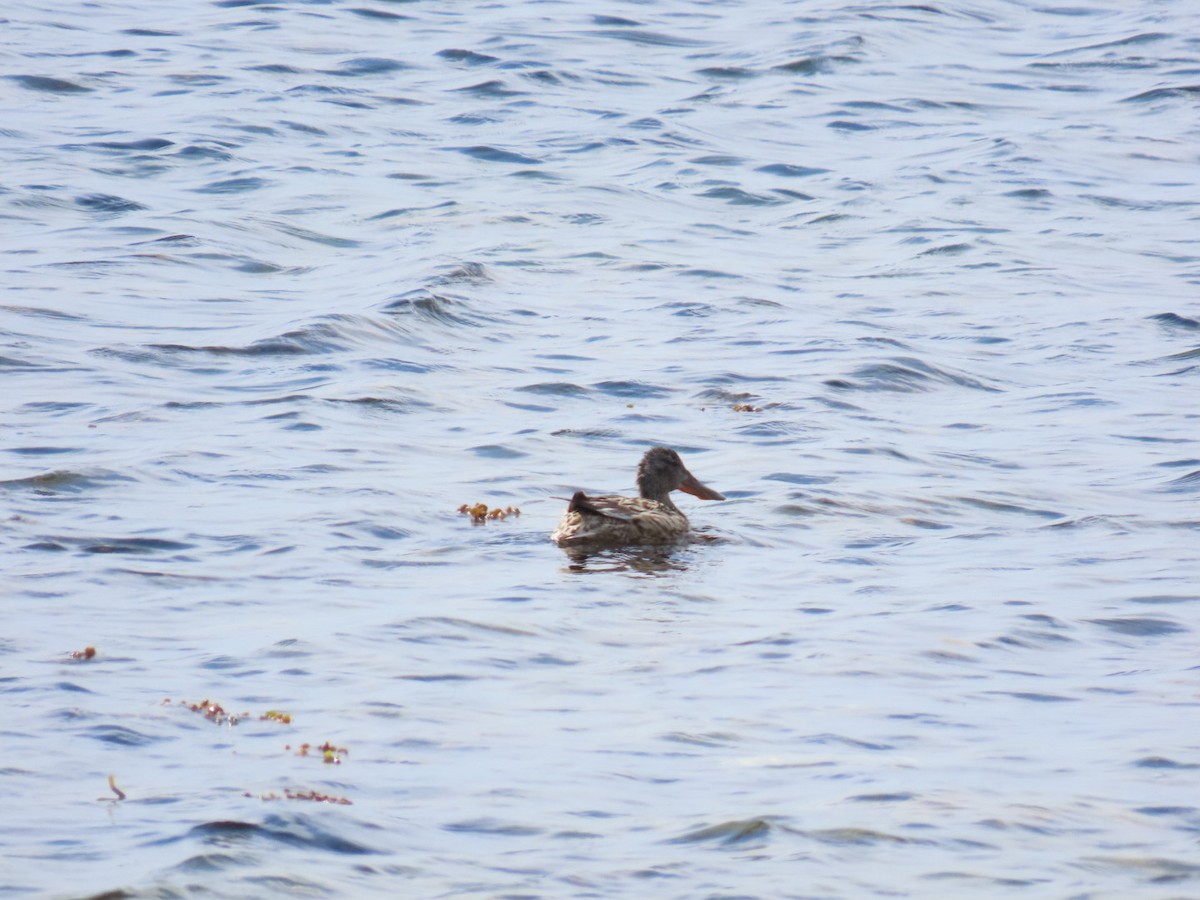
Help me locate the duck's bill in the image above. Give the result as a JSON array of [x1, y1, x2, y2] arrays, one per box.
[[679, 472, 725, 501]]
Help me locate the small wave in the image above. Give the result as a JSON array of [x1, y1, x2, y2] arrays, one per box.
[[449, 144, 541, 164], [0, 469, 135, 493], [589, 29, 707, 47], [671, 816, 781, 845], [1148, 312, 1200, 330], [1087, 617, 1187, 637], [326, 57, 411, 77], [1124, 84, 1200, 103], [9, 74, 91, 93], [699, 186, 789, 206], [187, 816, 376, 855], [450, 81, 525, 99], [757, 163, 830, 177], [437, 48, 498, 66], [194, 176, 270, 195], [90, 138, 174, 152], [75, 193, 147, 213], [826, 357, 1001, 393]]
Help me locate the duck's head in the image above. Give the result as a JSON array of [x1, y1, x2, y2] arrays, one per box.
[[637, 447, 725, 502]]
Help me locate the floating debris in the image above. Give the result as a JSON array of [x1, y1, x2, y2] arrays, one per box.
[[732, 403, 762, 412], [250, 788, 352, 805], [107, 774, 126, 801], [287, 741, 348, 764], [457, 502, 521, 524], [69, 646, 97, 660], [260, 710, 293, 725], [174, 698, 249, 726]]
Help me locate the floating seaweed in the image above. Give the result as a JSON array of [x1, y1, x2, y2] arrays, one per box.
[[260, 709, 293, 725], [250, 788, 352, 805], [287, 741, 348, 764], [457, 502, 521, 524], [174, 698, 249, 726], [732, 403, 762, 412], [69, 646, 97, 660]]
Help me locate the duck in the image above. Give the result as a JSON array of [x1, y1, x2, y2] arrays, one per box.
[[551, 447, 725, 546]]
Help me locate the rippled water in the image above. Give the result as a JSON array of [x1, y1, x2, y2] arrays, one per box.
[[4, 0, 1199, 896]]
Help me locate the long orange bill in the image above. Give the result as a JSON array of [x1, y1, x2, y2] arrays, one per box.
[[678, 471, 725, 501]]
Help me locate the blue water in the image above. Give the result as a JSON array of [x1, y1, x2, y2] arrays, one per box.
[[3, 1, 1199, 896]]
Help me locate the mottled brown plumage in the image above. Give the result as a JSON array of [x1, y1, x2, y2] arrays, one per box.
[[551, 447, 724, 546]]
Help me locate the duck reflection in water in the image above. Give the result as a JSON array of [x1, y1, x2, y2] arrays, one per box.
[[551, 447, 725, 550]]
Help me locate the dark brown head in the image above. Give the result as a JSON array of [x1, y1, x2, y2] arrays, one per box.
[[636, 447, 725, 503]]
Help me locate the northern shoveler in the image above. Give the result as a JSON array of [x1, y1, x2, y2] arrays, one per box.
[[551, 447, 725, 546]]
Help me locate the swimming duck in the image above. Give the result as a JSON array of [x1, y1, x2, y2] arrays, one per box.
[[551, 447, 725, 546]]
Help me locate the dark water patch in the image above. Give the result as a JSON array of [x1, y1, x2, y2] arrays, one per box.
[[82, 537, 196, 555], [1005, 187, 1053, 199], [956, 496, 1062, 519], [449, 145, 541, 164], [1149, 312, 1200, 330], [443, 818, 543, 837], [1128, 594, 1199, 606], [1163, 470, 1200, 492], [123, 27, 180, 36], [6, 446, 82, 456], [520, 382, 592, 397], [75, 193, 147, 213], [0, 354, 48, 369], [551, 427, 620, 440], [806, 827, 919, 846], [828, 119, 876, 132], [773, 55, 855, 75], [469, 444, 527, 459], [327, 57, 411, 76], [825, 358, 1000, 393], [850, 792, 915, 803], [431, 260, 491, 285], [1087, 617, 1187, 637], [90, 138, 174, 152], [0, 469, 135, 494], [808, 733, 893, 751], [757, 163, 830, 177], [918, 242, 972, 257], [987, 691, 1078, 703], [678, 267, 740, 279], [350, 7, 412, 21], [187, 816, 376, 855], [10, 75, 92, 93], [194, 176, 270, 195], [593, 14, 641, 26], [2, 304, 89, 321], [437, 48, 498, 66], [1125, 85, 1200, 103], [671, 816, 781, 846], [588, 29, 707, 47], [697, 67, 757, 80], [86, 725, 167, 747], [451, 80, 525, 99], [174, 143, 235, 162], [1134, 756, 1200, 770], [1135, 806, 1197, 817], [371, 200, 457, 219], [690, 154, 745, 167], [383, 290, 488, 327], [593, 380, 673, 399], [247, 63, 304, 74], [698, 186, 788, 206]]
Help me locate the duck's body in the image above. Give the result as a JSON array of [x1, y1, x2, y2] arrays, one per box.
[[551, 447, 724, 547]]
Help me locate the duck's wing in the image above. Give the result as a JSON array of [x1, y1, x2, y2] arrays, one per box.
[[568, 491, 637, 522]]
